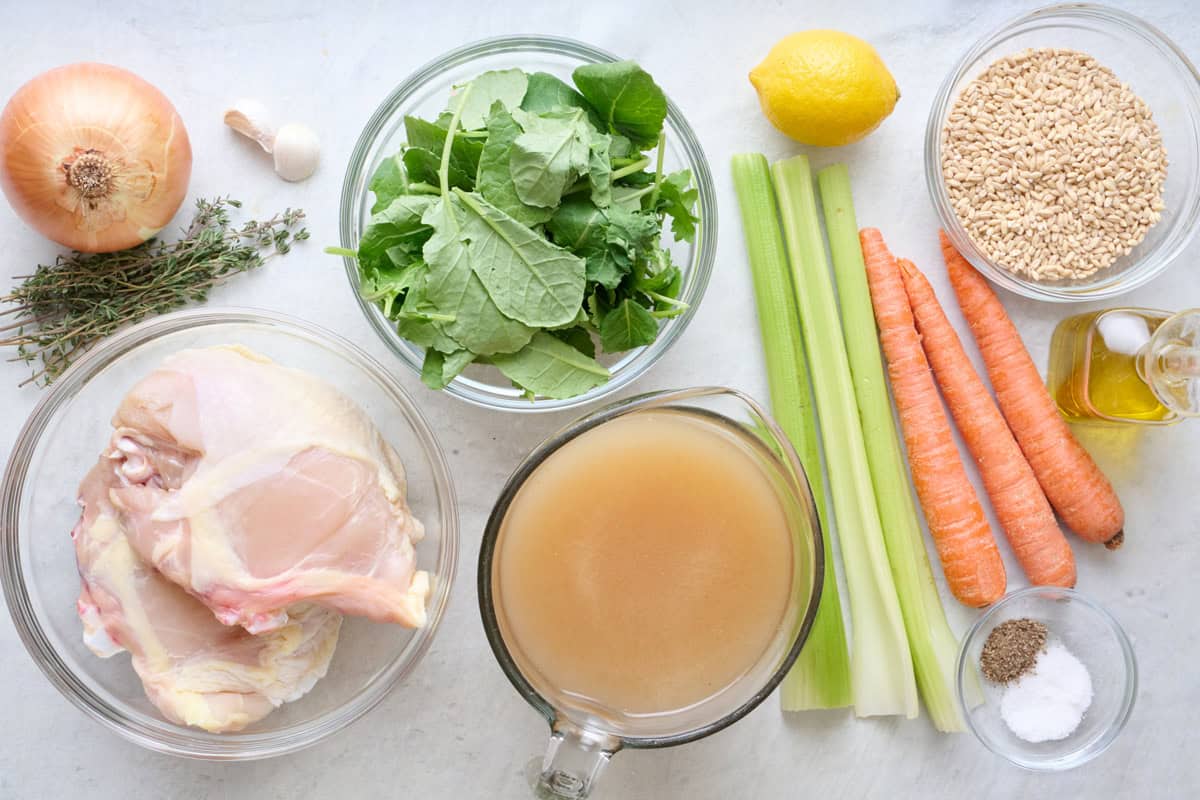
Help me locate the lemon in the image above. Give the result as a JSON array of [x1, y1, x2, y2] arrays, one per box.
[[750, 30, 899, 147]]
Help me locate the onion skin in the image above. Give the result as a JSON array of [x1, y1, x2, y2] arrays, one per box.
[[0, 63, 192, 253]]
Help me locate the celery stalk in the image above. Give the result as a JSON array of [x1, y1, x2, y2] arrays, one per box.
[[730, 154, 852, 710], [771, 155, 918, 718], [816, 163, 965, 732]]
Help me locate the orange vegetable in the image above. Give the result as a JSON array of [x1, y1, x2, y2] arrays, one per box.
[[939, 231, 1125, 548], [860, 228, 1006, 606], [898, 258, 1075, 587]]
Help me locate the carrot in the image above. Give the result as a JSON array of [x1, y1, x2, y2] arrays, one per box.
[[939, 231, 1125, 549], [860, 228, 1006, 606], [898, 258, 1076, 588]]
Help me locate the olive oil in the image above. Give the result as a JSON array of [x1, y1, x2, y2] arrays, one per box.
[[1047, 308, 1200, 425]]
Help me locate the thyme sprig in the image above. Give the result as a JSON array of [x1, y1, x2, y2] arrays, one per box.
[[1, 197, 308, 386]]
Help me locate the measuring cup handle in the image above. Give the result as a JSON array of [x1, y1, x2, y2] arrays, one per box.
[[530, 723, 621, 800]]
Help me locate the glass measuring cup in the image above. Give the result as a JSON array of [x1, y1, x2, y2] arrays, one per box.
[[478, 387, 824, 799]]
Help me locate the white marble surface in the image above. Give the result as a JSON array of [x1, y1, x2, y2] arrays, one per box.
[[1, 0, 1197, 797]]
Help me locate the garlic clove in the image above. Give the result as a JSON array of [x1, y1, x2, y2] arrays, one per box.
[[224, 98, 275, 153], [272, 123, 320, 182]]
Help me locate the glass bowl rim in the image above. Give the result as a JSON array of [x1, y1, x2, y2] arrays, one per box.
[[337, 33, 718, 412], [924, 2, 1200, 302], [0, 307, 460, 760], [476, 386, 825, 749], [954, 585, 1138, 771]]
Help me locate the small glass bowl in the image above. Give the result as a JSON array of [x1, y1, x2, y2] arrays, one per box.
[[925, 3, 1200, 301], [956, 587, 1137, 771], [0, 309, 459, 760], [337, 35, 717, 411]]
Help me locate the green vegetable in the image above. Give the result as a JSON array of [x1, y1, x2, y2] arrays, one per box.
[[653, 169, 700, 243], [586, 130, 613, 208], [454, 189, 585, 328], [521, 72, 602, 127], [771, 154, 918, 719], [368, 154, 407, 213], [547, 198, 658, 290], [421, 348, 475, 390], [599, 298, 658, 352], [549, 325, 596, 358], [420, 197, 535, 356], [393, 276, 462, 355], [356, 195, 435, 275], [403, 116, 482, 186], [491, 331, 610, 399], [336, 60, 694, 399], [359, 258, 423, 319], [729, 153, 852, 710], [476, 108, 554, 227], [404, 147, 471, 190], [572, 61, 668, 148], [546, 196, 607, 251], [509, 108, 592, 208], [816, 164, 965, 732], [446, 69, 528, 130]]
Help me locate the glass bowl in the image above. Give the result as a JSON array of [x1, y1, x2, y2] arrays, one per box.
[[0, 309, 459, 760], [956, 587, 1137, 771], [925, 3, 1200, 301], [337, 35, 717, 411]]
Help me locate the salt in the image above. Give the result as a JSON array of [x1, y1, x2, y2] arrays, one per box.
[[999, 642, 1093, 743]]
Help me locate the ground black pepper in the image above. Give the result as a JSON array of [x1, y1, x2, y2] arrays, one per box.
[[980, 618, 1047, 684]]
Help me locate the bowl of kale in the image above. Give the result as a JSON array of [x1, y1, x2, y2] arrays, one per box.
[[335, 35, 716, 411]]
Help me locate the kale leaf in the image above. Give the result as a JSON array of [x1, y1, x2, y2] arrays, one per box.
[[446, 69, 528, 131], [421, 198, 535, 355], [521, 72, 604, 129], [421, 348, 475, 390], [508, 108, 592, 209], [476, 106, 556, 227], [368, 154, 407, 214], [455, 189, 586, 328], [571, 61, 668, 149], [599, 297, 658, 352], [491, 331, 610, 399]]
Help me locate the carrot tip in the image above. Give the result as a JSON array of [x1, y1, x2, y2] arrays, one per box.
[[1104, 530, 1125, 551]]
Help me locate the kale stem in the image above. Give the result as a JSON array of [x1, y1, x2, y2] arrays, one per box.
[[618, 184, 656, 203], [562, 156, 651, 197], [438, 84, 472, 200], [645, 290, 688, 308], [647, 132, 667, 210], [612, 157, 651, 181], [396, 310, 456, 323], [650, 307, 687, 319], [325, 246, 357, 258]]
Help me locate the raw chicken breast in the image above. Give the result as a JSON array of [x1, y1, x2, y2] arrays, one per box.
[[95, 345, 430, 633], [73, 460, 341, 733]]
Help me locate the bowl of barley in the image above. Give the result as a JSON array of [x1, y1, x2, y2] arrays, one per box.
[[925, 3, 1200, 301]]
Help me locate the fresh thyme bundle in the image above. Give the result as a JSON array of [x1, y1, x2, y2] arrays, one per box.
[[1, 197, 308, 386]]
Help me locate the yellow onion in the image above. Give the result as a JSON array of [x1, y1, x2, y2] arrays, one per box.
[[0, 63, 191, 253]]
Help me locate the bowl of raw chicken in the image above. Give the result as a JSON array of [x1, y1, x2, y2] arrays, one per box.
[[0, 309, 459, 759]]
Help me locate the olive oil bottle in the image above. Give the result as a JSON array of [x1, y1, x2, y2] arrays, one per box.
[[1047, 308, 1200, 425]]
